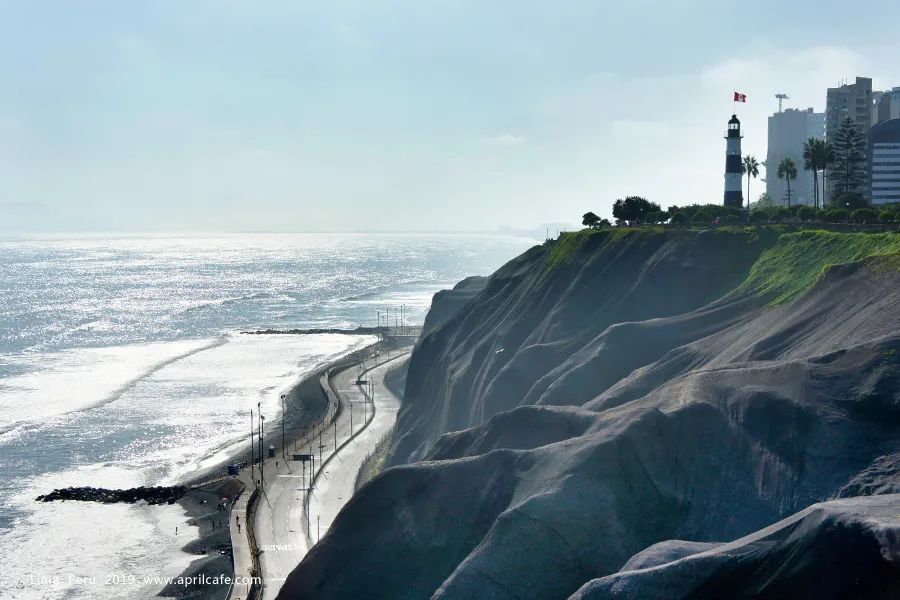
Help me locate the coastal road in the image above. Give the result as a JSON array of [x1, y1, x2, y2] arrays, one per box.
[[253, 349, 408, 600], [306, 352, 404, 544]]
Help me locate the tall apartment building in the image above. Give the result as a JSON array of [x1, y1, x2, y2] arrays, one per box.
[[874, 87, 900, 125], [825, 77, 873, 200], [868, 119, 900, 205], [766, 107, 825, 206]]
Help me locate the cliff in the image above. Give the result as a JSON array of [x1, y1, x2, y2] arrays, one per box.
[[278, 228, 900, 599]]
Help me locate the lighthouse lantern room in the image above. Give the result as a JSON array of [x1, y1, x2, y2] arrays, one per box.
[[723, 115, 744, 208]]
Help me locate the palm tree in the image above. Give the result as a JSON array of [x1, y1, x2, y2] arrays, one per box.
[[741, 155, 760, 214], [802, 138, 820, 209], [777, 157, 798, 207]]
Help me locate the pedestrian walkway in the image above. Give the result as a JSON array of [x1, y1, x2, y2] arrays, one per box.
[[227, 477, 255, 600]]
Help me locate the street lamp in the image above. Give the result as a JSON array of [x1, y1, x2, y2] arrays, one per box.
[[258, 401, 264, 486], [281, 394, 286, 459]]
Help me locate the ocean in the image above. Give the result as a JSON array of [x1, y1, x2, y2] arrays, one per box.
[[0, 232, 534, 599]]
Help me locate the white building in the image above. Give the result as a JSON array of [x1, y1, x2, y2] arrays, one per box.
[[766, 107, 825, 206]]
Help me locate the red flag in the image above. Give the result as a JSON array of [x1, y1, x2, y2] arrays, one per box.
[[734, 92, 747, 102]]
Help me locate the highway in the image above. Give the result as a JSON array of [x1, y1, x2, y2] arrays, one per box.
[[250, 349, 407, 600]]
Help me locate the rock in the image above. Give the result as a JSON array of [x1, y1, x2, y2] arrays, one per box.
[[570, 495, 900, 600], [36, 485, 187, 505]]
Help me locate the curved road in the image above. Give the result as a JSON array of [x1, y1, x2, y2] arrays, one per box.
[[253, 349, 407, 600]]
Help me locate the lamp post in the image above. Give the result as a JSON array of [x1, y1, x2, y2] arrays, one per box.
[[280, 394, 286, 459], [258, 402, 264, 486]]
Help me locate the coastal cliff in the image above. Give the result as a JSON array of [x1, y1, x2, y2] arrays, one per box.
[[278, 228, 900, 599]]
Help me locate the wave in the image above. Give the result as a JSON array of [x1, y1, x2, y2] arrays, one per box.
[[174, 291, 299, 315], [82, 335, 231, 414], [0, 337, 233, 430], [338, 279, 438, 302]]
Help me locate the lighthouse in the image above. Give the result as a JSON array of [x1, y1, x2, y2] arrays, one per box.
[[723, 114, 744, 207]]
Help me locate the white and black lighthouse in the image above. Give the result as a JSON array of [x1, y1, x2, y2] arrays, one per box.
[[723, 114, 743, 207]]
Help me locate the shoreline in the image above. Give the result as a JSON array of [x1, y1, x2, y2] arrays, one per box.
[[162, 335, 407, 600]]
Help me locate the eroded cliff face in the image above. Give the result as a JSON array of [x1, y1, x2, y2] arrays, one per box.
[[279, 229, 900, 600]]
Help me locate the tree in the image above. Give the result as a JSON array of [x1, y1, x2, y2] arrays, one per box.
[[598, 218, 611, 228], [582, 212, 602, 229], [670, 211, 688, 224], [879, 210, 895, 224], [832, 191, 867, 210], [741, 155, 760, 214], [776, 157, 798, 207], [802, 138, 824, 209], [645, 211, 668, 225], [611, 196, 662, 224], [831, 118, 866, 198]]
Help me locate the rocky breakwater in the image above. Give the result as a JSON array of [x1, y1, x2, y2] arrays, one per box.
[[37, 485, 187, 505]]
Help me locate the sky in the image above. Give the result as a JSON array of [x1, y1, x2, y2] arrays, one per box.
[[1, 1, 900, 233]]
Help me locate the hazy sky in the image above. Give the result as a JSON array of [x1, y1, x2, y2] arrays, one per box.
[[2, 1, 900, 232]]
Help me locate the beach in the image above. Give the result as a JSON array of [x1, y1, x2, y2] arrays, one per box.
[[0, 233, 534, 600], [161, 334, 412, 600]]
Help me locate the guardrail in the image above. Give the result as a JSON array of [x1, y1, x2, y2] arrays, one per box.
[[245, 486, 263, 600], [299, 350, 410, 548]]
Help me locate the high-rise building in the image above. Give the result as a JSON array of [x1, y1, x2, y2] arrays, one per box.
[[723, 115, 743, 207], [766, 107, 825, 206], [826, 77, 873, 137], [826, 77, 873, 200], [874, 87, 900, 125], [868, 118, 900, 205]]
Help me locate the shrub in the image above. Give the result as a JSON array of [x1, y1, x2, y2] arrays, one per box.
[[770, 207, 792, 222], [796, 206, 816, 221], [668, 203, 741, 223], [670, 211, 688, 224], [692, 211, 713, 224], [851, 208, 879, 223], [750, 209, 770, 223], [823, 208, 850, 223]]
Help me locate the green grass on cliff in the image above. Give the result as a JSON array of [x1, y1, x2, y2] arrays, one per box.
[[547, 227, 669, 269], [546, 226, 765, 270], [738, 231, 900, 304], [549, 227, 900, 306], [546, 229, 604, 268]]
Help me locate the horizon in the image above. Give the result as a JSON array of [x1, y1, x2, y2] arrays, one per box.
[[2, 1, 900, 233]]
